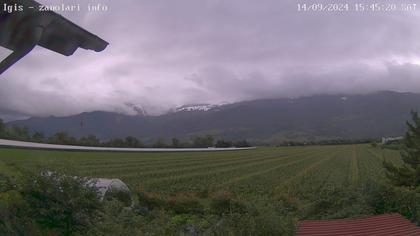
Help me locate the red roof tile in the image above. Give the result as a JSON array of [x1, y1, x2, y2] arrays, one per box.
[[296, 214, 420, 236]]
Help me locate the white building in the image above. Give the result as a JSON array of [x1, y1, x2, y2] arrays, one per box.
[[381, 136, 403, 145]]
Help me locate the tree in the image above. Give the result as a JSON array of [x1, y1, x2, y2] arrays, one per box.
[[234, 140, 251, 147], [215, 140, 233, 148], [125, 136, 142, 148], [384, 111, 420, 190], [192, 135, 214, 148], [49, 132, 76, 145], [152, 138, 167, 148], [79, 135, 100, 147], [0, 119, 5, 137], [32, 132, 45, 143], [106, 138, 125, 147], [171, 138, 181, 148], [8, 125, 30, 140]]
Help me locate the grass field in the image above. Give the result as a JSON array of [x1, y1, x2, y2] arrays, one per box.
[[0, 144, 402, 196], [0, 144, 411, 235]]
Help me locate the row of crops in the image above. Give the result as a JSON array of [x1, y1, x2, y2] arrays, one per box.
[[0, 144, 402, 196]]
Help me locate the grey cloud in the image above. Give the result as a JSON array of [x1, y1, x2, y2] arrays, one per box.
[[1, 0, 420, 118], [188, 63, 420, 102]]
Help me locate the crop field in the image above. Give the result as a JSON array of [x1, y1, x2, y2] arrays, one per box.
[[0, 144, 402, 196]]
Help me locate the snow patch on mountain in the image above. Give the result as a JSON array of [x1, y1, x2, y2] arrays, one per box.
[[174, 102, 229, 113]]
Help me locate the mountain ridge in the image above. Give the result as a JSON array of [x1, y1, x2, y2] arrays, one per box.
[[8, 91, 420, 143]]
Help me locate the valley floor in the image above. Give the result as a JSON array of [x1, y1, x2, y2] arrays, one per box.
[[0, 145, 410, 235], [0, 144, 401, 195]]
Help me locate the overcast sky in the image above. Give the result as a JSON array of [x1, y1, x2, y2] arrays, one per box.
[[1, 0, 420, 119]]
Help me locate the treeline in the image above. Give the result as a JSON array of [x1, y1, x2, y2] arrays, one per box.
[[0, 120, 250, 148], [277, 138, 376, 146]]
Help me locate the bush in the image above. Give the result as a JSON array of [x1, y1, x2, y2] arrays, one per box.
[[209, 207, 296, 235], [20, 171, 101, 235], [104, 189, 132, 207], [363, 182, 420, 224], [209, 191, 246, 215], [166, 193, 204, 214], [88, 200, 143, 236], [300, 186, 373, 220], [0, 179, 37, 235], [0, 174, 14, 193], [137, 192, 167, 210]]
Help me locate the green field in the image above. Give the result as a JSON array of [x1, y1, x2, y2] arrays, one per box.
[[0, 144, 402, 196], [0, 144, 412, 235]]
